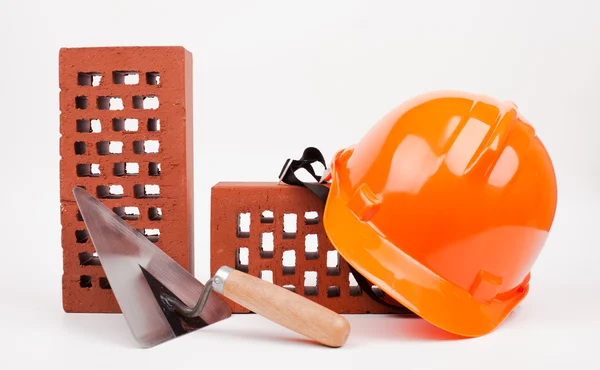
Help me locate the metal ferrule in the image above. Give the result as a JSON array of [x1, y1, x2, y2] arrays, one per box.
[[212, 266, 233, 294]]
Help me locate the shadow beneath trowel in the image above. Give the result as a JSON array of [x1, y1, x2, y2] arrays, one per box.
[[347, 314, 467, 342], [202, 313, 469, 348], [270, 336, 319, 346], [61, 313, 138, 348], [205, 326, 321, 347], [201, 315, 332, 348]]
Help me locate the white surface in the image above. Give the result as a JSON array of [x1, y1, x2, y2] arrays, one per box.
[[1, 0, 599, 368]]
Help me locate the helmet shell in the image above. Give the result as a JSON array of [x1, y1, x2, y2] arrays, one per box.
[[323, 90, 557, 336]]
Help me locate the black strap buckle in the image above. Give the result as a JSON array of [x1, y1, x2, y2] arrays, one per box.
[[278, 147, 330, 203]]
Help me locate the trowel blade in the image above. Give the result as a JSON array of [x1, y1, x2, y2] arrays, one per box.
[[72, 187, 232, 347]]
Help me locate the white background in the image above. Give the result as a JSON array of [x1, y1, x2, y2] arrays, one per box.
[[1, 0, 599, 368]]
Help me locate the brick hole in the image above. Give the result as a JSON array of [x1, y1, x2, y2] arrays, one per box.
[[75, 229, 89, 243], [74, 141, 86, 155], [97, 141, 123, 155], [148, 118, 160, 131], [305, 234, 319, 260], [283, 213, 297, 239], [78, 251, 100, 266], [349, 272, 362, 296], [109, 141, 123, 153], [371, 285, 384, 298], [282, 250, 296, 275], [76, 163, 100, 177], [114, 162, 139, 176], [283, 285, 296, 293], [112, 119, 124, 131], [146, 140, 160, 153], [304, 211, 319, 225], [260, 232, 274, 258], [133, 140, 160, 154], [235, 247, 249, 273], [113, 163, 125, 176], [260, 270, 273, 283], [76, 210, 83, 221], [126, 162, 139, 175], [113, 206, 140, 220], [99, 277, 111, 289], [97, 185, 124, 199], [327, 286, 341, 298], [112, 70, 139, 85], [326, 250, 340, 276], [143, 228, 160, 243], [77, 72, 102, 86], [90, 119, 101, 132], [236, 212, 250, 238], [303, 271, 318, 296], [97, 96, 124, 110], [146, 72, 160, 85], [96, 142, 110, 154], [112, 118, 139, 132], [76, 119, 91, 133], [148, 207, 163, 221], [132, 95, 159, 109], [146, 185, 160, 196], [75, 96, 88, 109], [149, 162, 161, 176], [80, 275, 92, 288], [134, 184, 160, 199], [260, 210, 274, 223]]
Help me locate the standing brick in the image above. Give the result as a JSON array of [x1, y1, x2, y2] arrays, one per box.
[[59, 46, 195, 313], [210, 182, 412, 314]]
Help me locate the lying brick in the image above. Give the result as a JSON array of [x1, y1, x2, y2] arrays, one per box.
[[59, 46, 195, 313], [210, 182, 412, 314]]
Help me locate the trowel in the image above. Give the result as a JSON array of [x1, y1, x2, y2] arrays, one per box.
[[72, 187, 350, 348]]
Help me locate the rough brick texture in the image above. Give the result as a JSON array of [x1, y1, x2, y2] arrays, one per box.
[[60, 46, 194, 313], [211, 182, 411, 314]]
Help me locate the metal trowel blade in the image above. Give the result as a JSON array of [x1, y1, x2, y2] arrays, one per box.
[[72, 187, 232, 347]]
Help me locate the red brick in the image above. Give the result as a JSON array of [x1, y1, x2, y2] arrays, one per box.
[[210, 182, 410, 314], [59, 46, 195, 313]]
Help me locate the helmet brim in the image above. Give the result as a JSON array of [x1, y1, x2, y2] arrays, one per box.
[[323, 163, 529, 338]]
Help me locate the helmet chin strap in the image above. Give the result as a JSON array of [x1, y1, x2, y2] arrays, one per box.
[[279, 147, 415, 314]]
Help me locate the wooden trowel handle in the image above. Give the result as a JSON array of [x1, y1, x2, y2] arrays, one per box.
[[213, 266, 350, 347]]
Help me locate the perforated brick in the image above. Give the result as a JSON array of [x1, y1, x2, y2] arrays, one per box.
[[210, 182, 411, 314], [59, 46, 195, 313]]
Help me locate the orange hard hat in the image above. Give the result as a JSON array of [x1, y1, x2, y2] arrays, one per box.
[[280, 90, 558, 336], [317, 90, 558, 337]]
